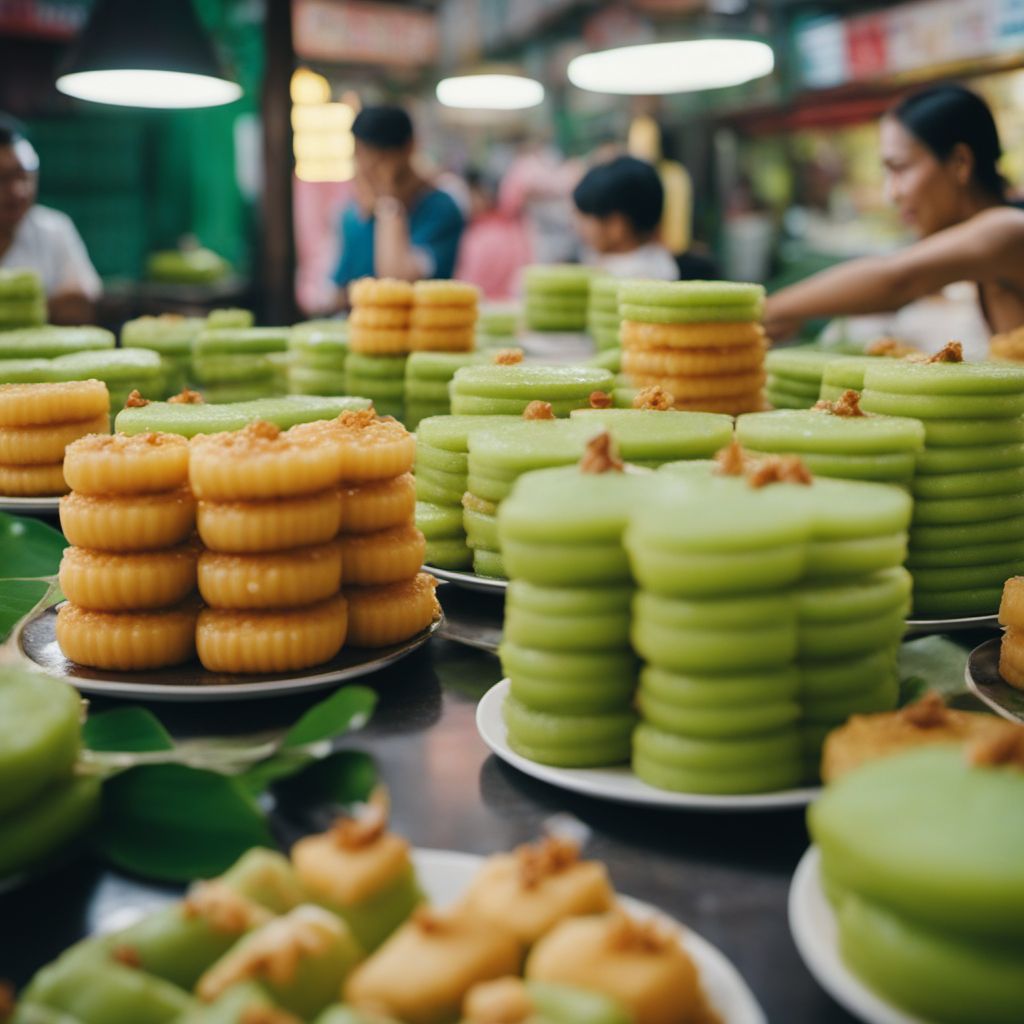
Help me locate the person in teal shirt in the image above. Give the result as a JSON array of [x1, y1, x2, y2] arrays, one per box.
[[333, 105, 464, 302]]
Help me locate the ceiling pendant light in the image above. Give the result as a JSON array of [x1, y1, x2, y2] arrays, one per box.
[[436, 74, 545, 111], [568, 39, 774, 95], [56, 0, 242, 110]]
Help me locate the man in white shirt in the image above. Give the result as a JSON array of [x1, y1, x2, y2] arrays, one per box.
[[0, 120, 101, 324], [572, 155, 679, 281]]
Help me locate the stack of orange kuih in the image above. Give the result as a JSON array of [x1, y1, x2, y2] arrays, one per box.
[[619, 280, 767, 414]]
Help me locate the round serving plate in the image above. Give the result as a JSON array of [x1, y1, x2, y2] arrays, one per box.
[[0, 495, 61, 516], [477, 679, 821, 812], [965, 636, 1024, 724], [425, 565, 507, 595], [16, 604, 442, 702], [904, 613, 999, 636], [789, 846, 926, 1024], [88, 848, 765, 1024]]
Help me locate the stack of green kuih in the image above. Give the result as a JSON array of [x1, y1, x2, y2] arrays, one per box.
[[476, 302, 519, 348], [818, 355, 879, 401], [52, 348, 168, 409], [500, 459, 655, 766], [404, 351, 480, 429], [765, 349, 839, 409], [861, 357, 1024, 617], [523, 264, 593, 332], [207, 308, 253, 329], [0, 269, 45, 330], [193, 327, 289, 403], [414, 415, 516, 570], [450, 364, 613, 416], [346, 353, 405, 421], [122, 314, 205, 394], [587, 276, 622, 351], [0, 326, 114, 384], [735, 404, 925, 486], [288, 320, 349, 396]]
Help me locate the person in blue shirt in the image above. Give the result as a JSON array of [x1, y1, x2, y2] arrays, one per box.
[[333, 105, 464, 302]]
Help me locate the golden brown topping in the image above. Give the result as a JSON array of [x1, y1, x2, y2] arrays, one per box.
[[967, 723, 1024, 769], [813, 389, 866, 417], [240, 1007, 303, 1024], [183, 880, 272, 933], [867, 337, 920, 358], [579, 432, 624, 475], [336, 409, 378, 431], [925, 341, 964, 364], [124, 389, 149, 408], [68, 430, 187, 454], [898, 691, 950, 729], [605, 910, 677, 954], [515, 835, 581, 889], [168, 388, 204, 405], [523, 400, 555, 421], [713, 439, 749, 477], [632, 385, 674, 411], [747, 455, 813, 489], [412, 906, 451, 934], [493, 348, 524, 365], [330, 786, 390, 849], [249, 419, 281, 441], [589, 390, 613, 409], [463, 978, 533, 1023], [112, 945, 142, 968]]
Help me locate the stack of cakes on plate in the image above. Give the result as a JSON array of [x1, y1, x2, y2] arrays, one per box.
[[57, 430, 199, 670], [0, 268, 45, 329], [192, 326, 289, 404], [287, 319, 349, 397], [0, 380, 110, 497], [50, 348, 168, 410], [121, 314, 204, 394], [764, 348, 838, 409], [860, 346, 1024, 617], [404, 351, 480, 429], [523, 265, 593, 333], [347, 278, 412, 420], [618, 279, 767, 414], [587, 276, 622, 351]]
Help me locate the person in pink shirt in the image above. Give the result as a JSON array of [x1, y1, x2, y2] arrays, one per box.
[[455, 169, 532, 300]]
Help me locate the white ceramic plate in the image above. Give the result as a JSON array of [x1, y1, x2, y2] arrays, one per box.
[[92, 848, 765, 1024], [477, 679, 820, 811], [904, 614, 998, 636], [965, 636, 1024, 724], [789, 847, 927, 1024], [16, 604, 442, 702], [426, 565, 507, 594], [0, 495, 61, 515]]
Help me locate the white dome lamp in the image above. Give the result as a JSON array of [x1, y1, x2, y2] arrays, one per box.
[[436, 73, 545, 111]]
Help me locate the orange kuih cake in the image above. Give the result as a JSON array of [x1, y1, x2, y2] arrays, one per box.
[[0, 379, 111, 496]]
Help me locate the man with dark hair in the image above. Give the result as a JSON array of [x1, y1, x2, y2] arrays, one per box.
[[0, 117, 101, 323], [333, 104, 464, 298], [572, 155, 678, 280]]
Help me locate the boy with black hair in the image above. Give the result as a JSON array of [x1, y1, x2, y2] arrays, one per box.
[[572, 155, 678, 280]]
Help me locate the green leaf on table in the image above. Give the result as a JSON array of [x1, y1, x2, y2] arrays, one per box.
[[282, 685, 377, 749], [83, 708, 175, 753], [899, 635, 970, 703], [274, 749, 377, 808], [0, 578, 52, 643], [0, 511, 67, 578], [96, 763, 274, 881], [236, 749, 315, 796]]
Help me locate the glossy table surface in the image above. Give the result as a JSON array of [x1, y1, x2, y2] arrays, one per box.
[[1, 582, 861, 1023]]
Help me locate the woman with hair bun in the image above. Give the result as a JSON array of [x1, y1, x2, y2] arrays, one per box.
[[764, 84, 1024, 339]]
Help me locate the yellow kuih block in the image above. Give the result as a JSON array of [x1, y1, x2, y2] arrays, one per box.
[[340, 473, 416, 534], [291, 409, 416, 484], [344, 573, 439, 647], [196, 489, 341, 554], [63, 431, 189, 496], [345, 906, 522, 1024], [339, 523, 426, 586], [461, 837, 615, 945], [527, 911, 710, 1024], [998, 575, 1024, 631], [0, 462, 67, 496], [59, 488, 196, 552]]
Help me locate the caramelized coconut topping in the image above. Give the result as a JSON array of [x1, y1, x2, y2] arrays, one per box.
[[240, 1008, 303, 1024], [412, 906, 452, 935], [633, 385, 674, 411], [494, 348, 524, 365], [747, 455, 813, 489], [523, 400, 555, 420], [168, 388, 204, 404], [124, 389, 149, 408], [247, 419, 282, 441], [336, 408, 378, 431], [713, 439, 749, 477], [589, 390, 613, 409], [813, 389, 866, 417], [925, 341, 963, 364], [330, 786, 390, 849], [463, 978, 533, 1024], [898, 691, 950, 729], [605, 910, 676, 954], [579, 433, 624, 475], [867, 337, 920, 358], [967, 723, 1024, 769], [515, 835, 581, 889], [112, 945, 142, 968], [183, 880, 271, 933]]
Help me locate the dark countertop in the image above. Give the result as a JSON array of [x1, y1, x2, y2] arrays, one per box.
[[1, 604, 859, 1023]]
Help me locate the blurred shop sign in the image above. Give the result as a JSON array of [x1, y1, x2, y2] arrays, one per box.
[[794, 0, 1024, 89], [292, 0, 438, 66], [0, 0, 86, 39]]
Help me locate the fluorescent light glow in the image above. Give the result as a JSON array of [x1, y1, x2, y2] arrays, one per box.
[[568, 39, 774, 95], [436, 74, 544, 110], [57, 69, 241, 108]]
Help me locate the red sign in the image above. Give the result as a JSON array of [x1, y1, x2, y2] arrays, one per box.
[[845, 12, 889, 79]]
